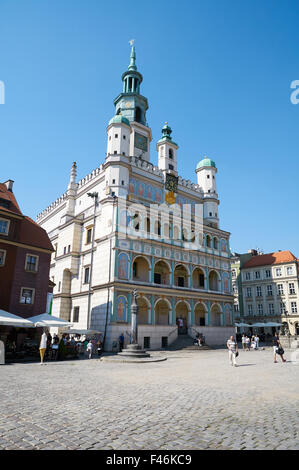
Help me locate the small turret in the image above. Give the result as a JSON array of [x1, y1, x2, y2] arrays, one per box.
[[196, 156, 219, 228], [157, 123, 178, 175]]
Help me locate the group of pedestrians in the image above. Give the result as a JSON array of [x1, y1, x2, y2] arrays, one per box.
[[39, 331, 103, 364], [227, 332, 287, 367], [241, 334, 260, 351]]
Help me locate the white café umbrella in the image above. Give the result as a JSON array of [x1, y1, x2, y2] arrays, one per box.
[[251, 323, 267, 327], [61, 329, 102, 335], [235, 323, 251, 327], [263, 322, 283, 327], [27, 313, 73, 328], [0, 310, 35, 328]]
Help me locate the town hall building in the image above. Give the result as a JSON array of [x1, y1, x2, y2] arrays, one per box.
[[36, 44, 234, 350]]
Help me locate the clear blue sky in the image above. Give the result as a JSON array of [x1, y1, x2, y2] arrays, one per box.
[[0, 0, 298, 255]]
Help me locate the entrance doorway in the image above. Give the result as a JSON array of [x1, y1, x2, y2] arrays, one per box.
[[175, 301, 189, 335]]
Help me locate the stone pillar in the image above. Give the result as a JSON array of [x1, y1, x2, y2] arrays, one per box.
[[131, 289, 138, 344]]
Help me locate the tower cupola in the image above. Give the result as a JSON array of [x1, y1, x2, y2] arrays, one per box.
[[157, 122, 178, 175]]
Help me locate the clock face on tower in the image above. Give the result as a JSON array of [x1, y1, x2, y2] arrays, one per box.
[[165, 173, 178, 193], [134, 132, 148, 151]]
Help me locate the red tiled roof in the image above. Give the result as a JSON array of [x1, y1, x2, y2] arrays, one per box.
[[19, 216, 54, 252], [0, 183, 22, 215], [0, 182, 53, 252], [243, 251, 297, 268]]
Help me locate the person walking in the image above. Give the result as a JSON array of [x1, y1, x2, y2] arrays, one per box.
[[119, 333, 125, 352], [255, 334, 260, 349], [242, 334, 246, 350], [39, 329, 48, 365], [245, 335, 250, 351], [227, 335, 238, 367], [273, 332, 286, 363], [86, 340, 93, 359]]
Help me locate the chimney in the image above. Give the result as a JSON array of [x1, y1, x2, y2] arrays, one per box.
[[4, 180, 14, 192]]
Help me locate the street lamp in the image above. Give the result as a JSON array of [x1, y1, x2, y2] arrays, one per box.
[[86, 192, 98, 329]]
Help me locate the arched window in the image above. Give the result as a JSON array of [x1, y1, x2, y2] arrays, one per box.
[[169, 148, 173, 159]]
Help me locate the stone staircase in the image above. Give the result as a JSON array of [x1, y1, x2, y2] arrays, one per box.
[[167, 334, 211, 352]]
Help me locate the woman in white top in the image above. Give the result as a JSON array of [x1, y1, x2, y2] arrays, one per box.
[[39, 330, 48, 364]]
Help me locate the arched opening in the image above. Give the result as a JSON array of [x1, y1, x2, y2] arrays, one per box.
[[163, 223, 170, 238], [206, 235, 212, 248], [132, 256, 150, 282], [154, 220, 161, 236], [194, 303, 206, 326], [154, 260, 170, 285], [192, 268, 205, 289], [146, 217, 151, 234], [211, 304, 222, 326], [137, 296, 150, 324], [174, 264, 189, 288], [213, 237, 219, 250], [176, 301, 189, 334], [155, 299, 170, 325], [116, 108, 121, 115], [295, 323, 299, 335], [209, 270, 220, 291], [173, 226, 180, 240], [133, 212, 140, 231], [135, 107, 142, 123]]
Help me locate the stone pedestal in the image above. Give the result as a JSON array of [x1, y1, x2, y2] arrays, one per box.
[[117, 343, 150, 358]]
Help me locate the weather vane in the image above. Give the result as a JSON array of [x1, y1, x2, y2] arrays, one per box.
[[129, 39, 135, 46]]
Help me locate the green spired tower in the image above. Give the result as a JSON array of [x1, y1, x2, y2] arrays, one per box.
[[113, 41, 149, 126]]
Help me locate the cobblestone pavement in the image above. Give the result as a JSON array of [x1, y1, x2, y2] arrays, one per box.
[[1, 348, 299, 450]]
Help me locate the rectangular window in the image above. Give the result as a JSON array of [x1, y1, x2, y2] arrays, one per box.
[[246, 287, 252, 297], [161, 337, 168, 348], [256, 286, 262, 297], [277, 284, 284, 295], [248, 304, 253, 315], [232, 269, 236, 278], [0, 249, 6, 266], [168, 164, 174, 170], [286, 266, 293, 276], [276, 268, 282, 277], [280, 302, 286, 314], [265, 269, 271, 278], [86, 228, 92, 244], [20, 288, 34, 304], [0, 218, 9, 235], [258, 304, 263, 315], [25, 254, 38, 272], [63, 247, 67, 255], [269, 303, 274, 315], [245, 272, 251, 280], [73, 307, 80, 323], [255, 271, 260, 279], [289, 283, 296, 295], [291, 302, 297, 313], [144, 337, 150, 349], [68, 245, 71, 253], [84, 267, 90, 284], [154, 273, 161, 284], [267, 285, 273, 296]]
